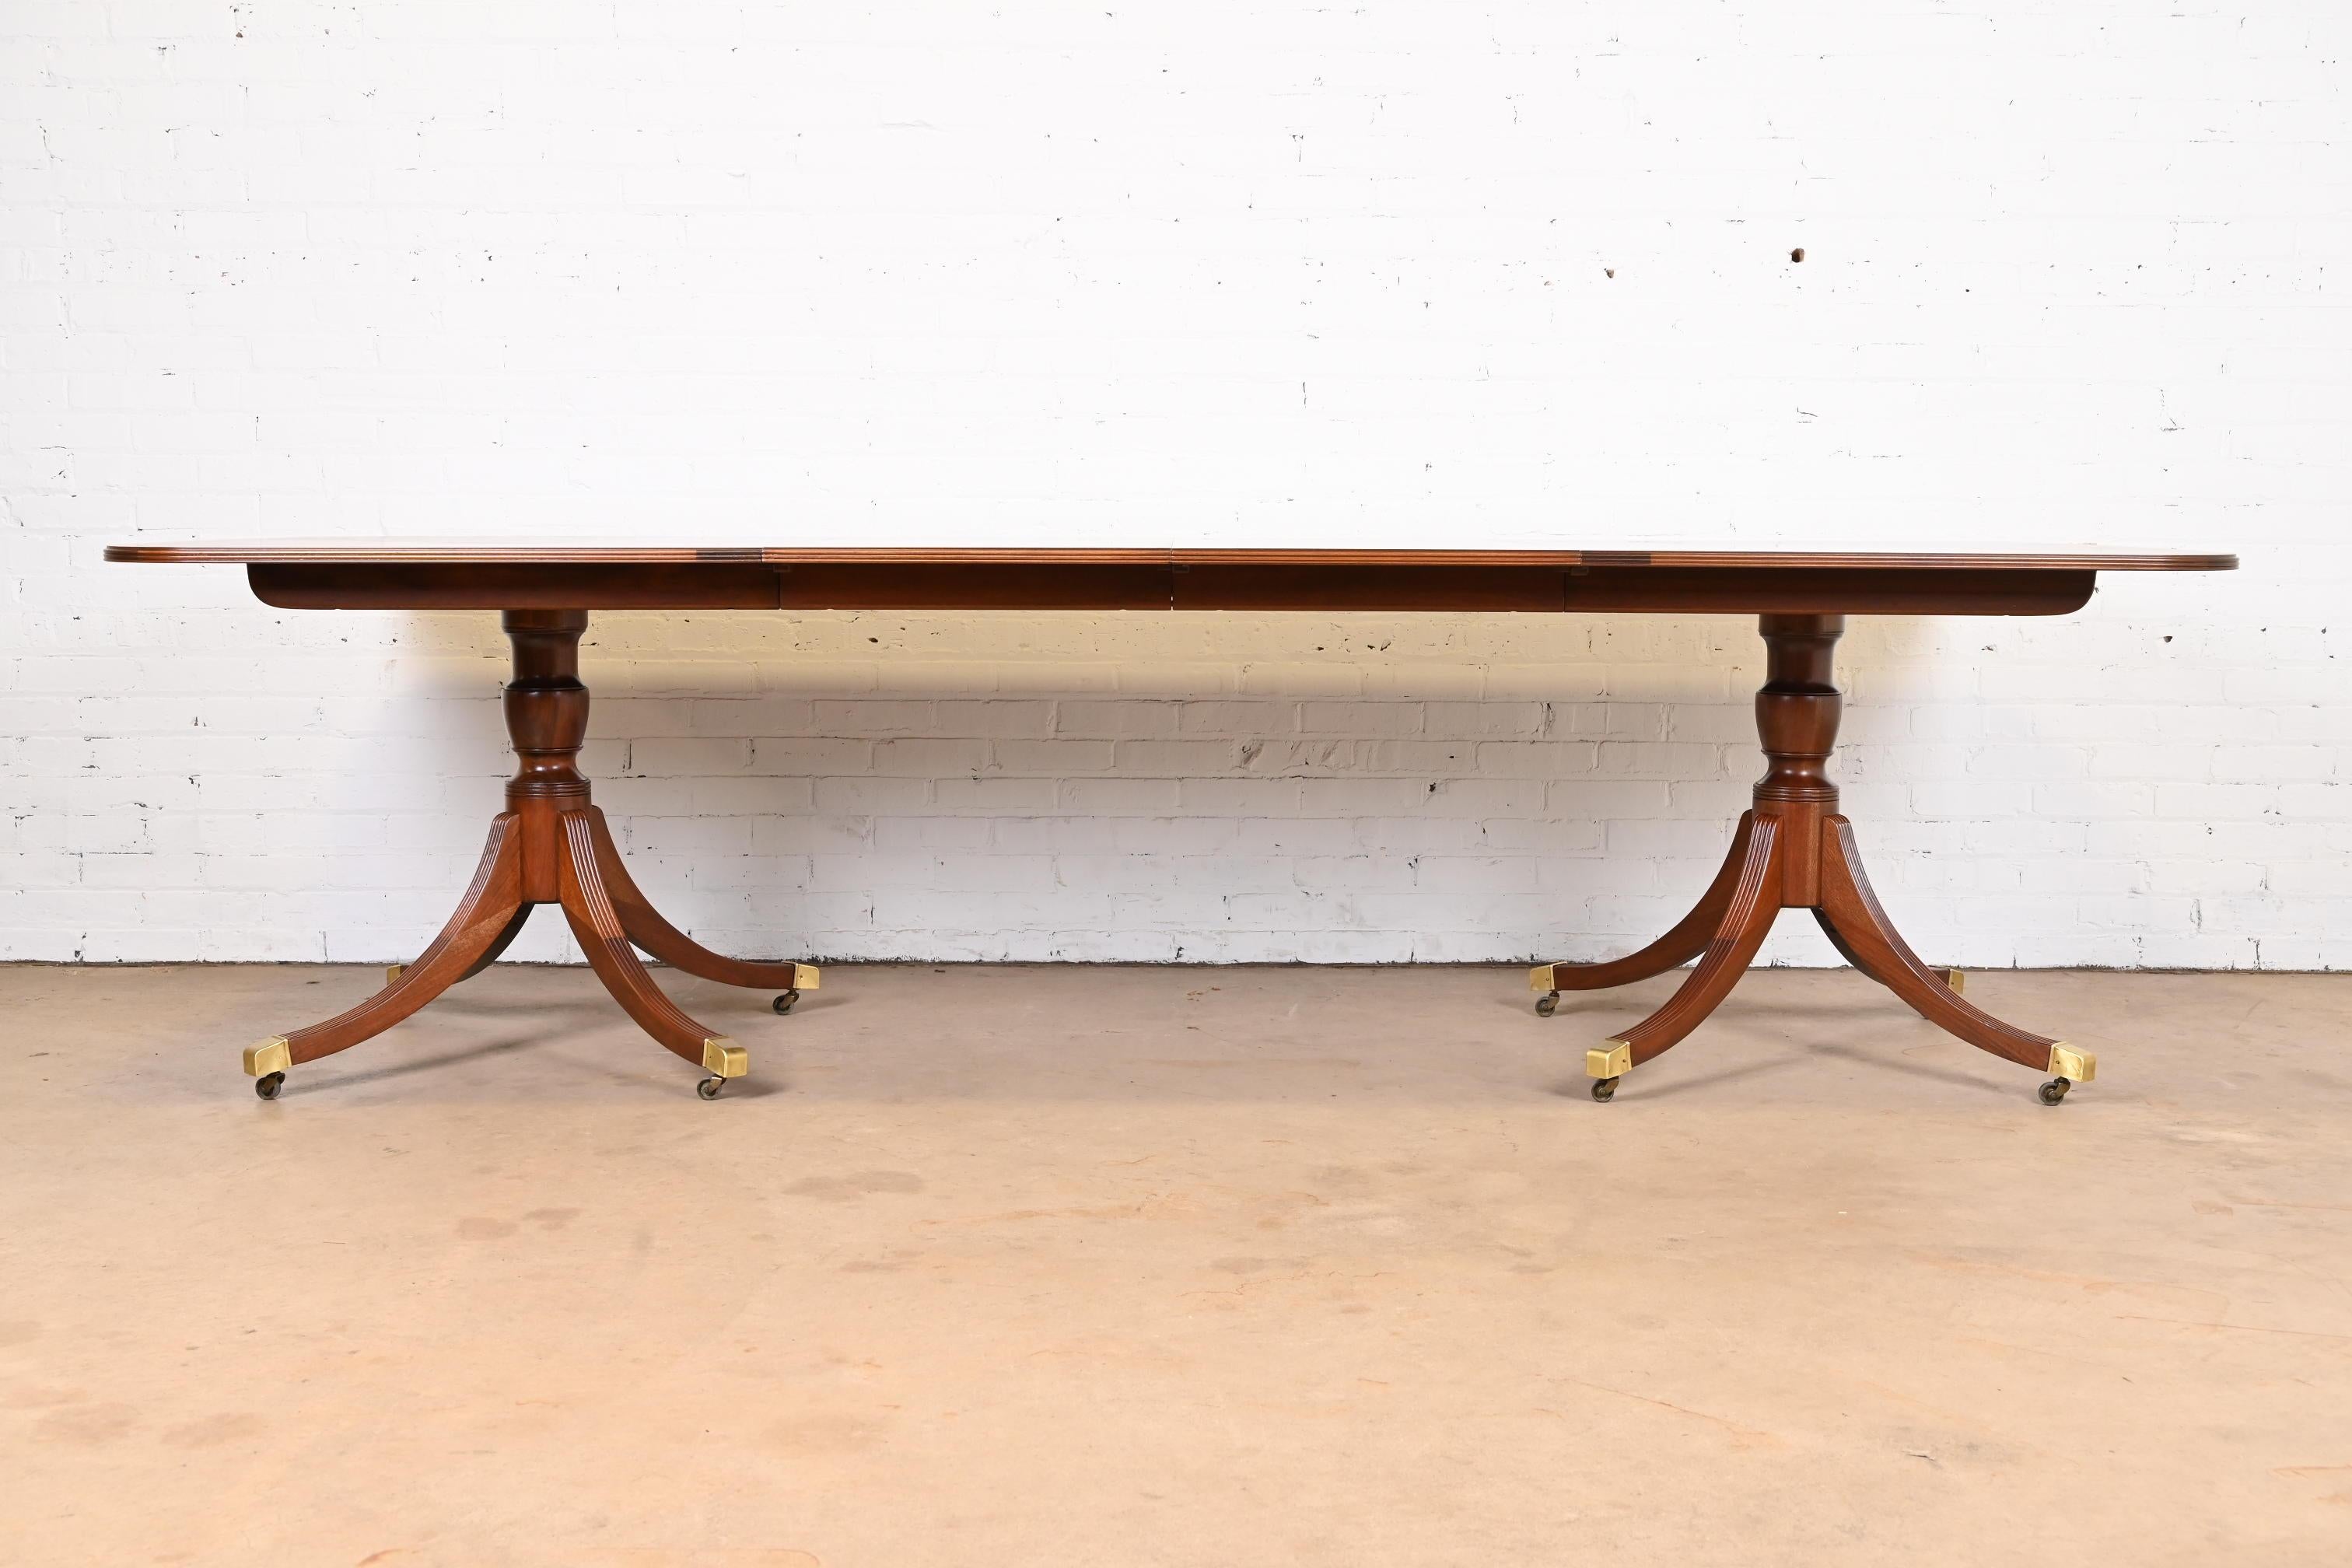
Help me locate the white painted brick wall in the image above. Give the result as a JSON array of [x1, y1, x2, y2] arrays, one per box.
[[4, 2, 2348, 969]]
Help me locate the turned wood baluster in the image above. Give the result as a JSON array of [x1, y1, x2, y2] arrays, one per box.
[[502, 609, 592, 903], [1752, 612, 1843, 908]]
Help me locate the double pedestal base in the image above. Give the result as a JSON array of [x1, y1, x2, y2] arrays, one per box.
[[245, 610, 2091, 1104]]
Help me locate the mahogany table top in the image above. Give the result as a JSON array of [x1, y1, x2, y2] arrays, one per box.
[[108, 542, 2231, 570], [107, 542, 2234, 616]]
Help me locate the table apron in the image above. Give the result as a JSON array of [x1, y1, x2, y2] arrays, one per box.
[[247, 562, 2099, 617]]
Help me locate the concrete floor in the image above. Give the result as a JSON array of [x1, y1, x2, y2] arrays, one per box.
[[3, 962, 2349, 1566]]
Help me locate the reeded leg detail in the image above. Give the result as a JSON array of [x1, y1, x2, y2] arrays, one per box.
[[245, 814, 528, 1082], [557, 810, 745, 1087], [1596, 815, 1787, 1081], [463, 906, 535, 978], [390, 905, 534, 988], [1816, 817, 2090, 1085], [577, 807, 820, 1001], [1815, 915, 1969, 1003], [1531, 814, 1759, 1012]]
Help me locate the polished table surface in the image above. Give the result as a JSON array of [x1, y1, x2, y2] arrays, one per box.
[[107, 543, 2231, 614], [110, 542, 2236, 1105]]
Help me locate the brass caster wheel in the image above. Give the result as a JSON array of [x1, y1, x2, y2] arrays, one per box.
[[2038, 1076, 2071, 1106], [1535, 991, 1559, 1018], [697, 1076, 726, 1101], [254, 1072, 285, 1101], [772, 989, 799, 1016], [1591, 1076, 1619, 1103]]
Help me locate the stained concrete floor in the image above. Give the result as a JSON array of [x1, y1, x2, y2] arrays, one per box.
[[3, 962, 2349, 1566]]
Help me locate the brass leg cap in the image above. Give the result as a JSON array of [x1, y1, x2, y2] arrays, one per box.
[[387, 964, 405, 984], [1939, 968, 1965, 995], [243, 1036, 292, 1077], [1528, 964, 1558, 992], [793, 963, 821, 991], [701, 1038, 748, 1077], [1587, 1040, 1633, 1080], [2047, 1044, 2095, 1083]]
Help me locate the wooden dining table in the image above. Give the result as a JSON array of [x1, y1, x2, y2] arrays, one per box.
[[107, 543, 2235, 1104]]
